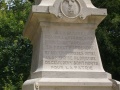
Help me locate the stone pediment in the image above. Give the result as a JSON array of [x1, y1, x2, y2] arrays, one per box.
[[33, 0, 107, 19], [24, 0, 107, 42]]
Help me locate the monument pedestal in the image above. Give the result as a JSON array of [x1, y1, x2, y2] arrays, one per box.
[[23, 78, 113, 90], [22, 0, 120, 90]]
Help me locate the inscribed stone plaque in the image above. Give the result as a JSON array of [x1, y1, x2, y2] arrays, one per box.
[[42, 24, 102, 71]]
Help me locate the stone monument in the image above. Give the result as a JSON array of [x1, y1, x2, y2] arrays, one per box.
[[22, 0, 120, 90]]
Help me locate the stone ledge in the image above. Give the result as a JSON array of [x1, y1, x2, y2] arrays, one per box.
[[23, 78, 112, 87], [31, 71, 109, 79], [37, 78, 112, 87]]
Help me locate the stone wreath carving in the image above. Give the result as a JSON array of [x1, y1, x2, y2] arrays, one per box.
[[61, 0, 81, 18]]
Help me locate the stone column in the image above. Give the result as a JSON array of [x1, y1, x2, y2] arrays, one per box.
[[22, 0, 120, 90]]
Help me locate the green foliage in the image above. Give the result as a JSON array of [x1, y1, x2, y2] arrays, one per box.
[[28, 0, 34, 3], [92, 0, 120, 80], [0, 0, 32, 90]]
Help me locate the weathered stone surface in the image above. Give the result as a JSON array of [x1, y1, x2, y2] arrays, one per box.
[[22, 0, 120, 90]]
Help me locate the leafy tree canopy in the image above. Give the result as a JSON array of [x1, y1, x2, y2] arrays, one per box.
[[92, 0, 120, 80], [0, 0, 32, 89]]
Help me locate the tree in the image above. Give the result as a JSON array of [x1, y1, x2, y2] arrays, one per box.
[[29, 0, 34, 3], [0, 0, 32, 89], [92, 0, 120, 80]]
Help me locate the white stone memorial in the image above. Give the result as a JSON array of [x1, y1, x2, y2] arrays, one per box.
[[22, 0, 120, 90]]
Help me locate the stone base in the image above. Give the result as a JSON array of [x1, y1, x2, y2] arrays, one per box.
[[22, 78, 120, 90], [30, 87, 112, 90]]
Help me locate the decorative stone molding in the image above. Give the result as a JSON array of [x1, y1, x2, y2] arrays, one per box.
[[60, 0, 81, 18], [35, 82, 39, 90], [33, 0, 107, 19], [110, 79, 120, 90]]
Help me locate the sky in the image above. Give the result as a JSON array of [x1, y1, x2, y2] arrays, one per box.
[[5, 0, 26, 3], [4, 0, 26, 10]]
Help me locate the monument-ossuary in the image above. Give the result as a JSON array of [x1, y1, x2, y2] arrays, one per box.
[[22, 0, 120, 90]]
